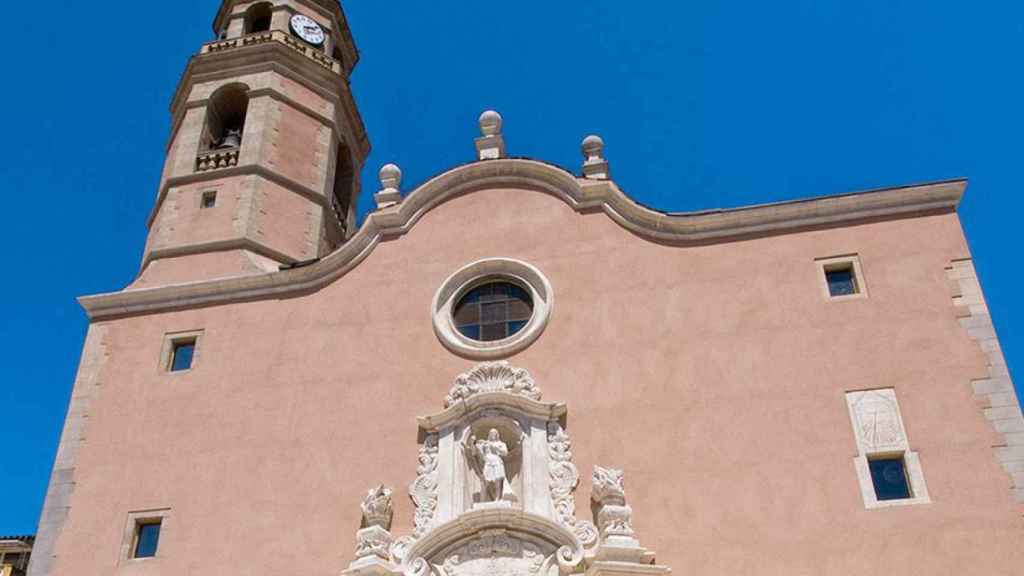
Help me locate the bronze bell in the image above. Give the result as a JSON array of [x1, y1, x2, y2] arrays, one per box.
[[219, 128, 242, 149]]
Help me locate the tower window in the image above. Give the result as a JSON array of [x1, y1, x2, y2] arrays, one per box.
[[133, 521, 162, 559], [169, 340, 196, 372], [816, 255, 868, 300], [201, 191, 217, 209], [868, 456, 912, 501], [201, 84, 249, 152], [244, 3, 273, 34], [825, 265, 857, 296]]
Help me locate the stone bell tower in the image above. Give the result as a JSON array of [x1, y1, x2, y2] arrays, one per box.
[[136, 0, 369, 287]]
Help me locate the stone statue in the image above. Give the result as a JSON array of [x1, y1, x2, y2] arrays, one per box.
[[360, 485, 393, 530], [467, 428, 509, 502]]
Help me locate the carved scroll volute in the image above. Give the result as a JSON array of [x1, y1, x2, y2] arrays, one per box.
[[410, 434, 440, 538], [548, 423, 599, 548]]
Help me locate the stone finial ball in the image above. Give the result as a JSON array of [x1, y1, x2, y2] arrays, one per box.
[[479, 110, 503, 137], [379, 163, 402, 188], [582, 135, 605, 157]]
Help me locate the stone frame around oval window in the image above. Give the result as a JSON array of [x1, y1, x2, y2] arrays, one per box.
[[432, 258, 553, 359]]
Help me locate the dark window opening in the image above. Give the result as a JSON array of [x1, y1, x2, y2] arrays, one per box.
[[133, 521, 162, 559], [825, 265, 858, 297], [202, 84, 249, 152], [201, 191, 217, 209], [244, 3, 273, 34], [169, 340, 196, 372], [454, 282, 533, 342], [869, 456, 912, 501], [329, 142, 355, 241]]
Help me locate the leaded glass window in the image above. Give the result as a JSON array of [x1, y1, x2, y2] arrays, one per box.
[[453, 282, 533, 342]]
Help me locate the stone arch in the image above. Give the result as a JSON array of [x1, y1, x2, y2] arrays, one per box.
[[201, 83, 250, 152], [243, 2, 273, 34]]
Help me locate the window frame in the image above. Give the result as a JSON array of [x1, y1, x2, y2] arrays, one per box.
[[432, 258, 553, 360], [120, 509, 170, 563], [200, 190, 218, 209], [160, 330, 204, 375], [816, 255, 868, 301]]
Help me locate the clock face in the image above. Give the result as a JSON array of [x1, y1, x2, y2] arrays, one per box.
[[290, 14, 325, 46]]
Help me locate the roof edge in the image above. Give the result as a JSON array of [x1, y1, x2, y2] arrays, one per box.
[[79, 160, 965, 320]]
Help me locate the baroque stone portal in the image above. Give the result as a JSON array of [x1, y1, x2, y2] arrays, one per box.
[[342, 362, 669, 576]]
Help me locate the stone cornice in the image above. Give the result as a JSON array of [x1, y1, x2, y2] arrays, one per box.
[[212, 0, 359, 71], [167, 41, 369, 158], [418, 393, 568, 433], [79, 160, 965, 320]]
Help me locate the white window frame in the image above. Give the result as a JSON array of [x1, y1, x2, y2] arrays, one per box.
[[160, 330, 204, 374], [817, 254, 868, 301], [120, 508, 170, 563]]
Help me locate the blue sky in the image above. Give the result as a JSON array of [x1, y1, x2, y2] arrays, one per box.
[[1, 1, 1022, 535]]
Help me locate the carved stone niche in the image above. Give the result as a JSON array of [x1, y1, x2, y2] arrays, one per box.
[[414, 362, 589, 535]]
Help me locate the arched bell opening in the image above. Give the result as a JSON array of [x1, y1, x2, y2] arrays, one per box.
[[201, 83, 250, 152], [243, 2, 273, 34]]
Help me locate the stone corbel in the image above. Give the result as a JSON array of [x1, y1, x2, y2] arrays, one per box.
[[587, 467, 670, 576]]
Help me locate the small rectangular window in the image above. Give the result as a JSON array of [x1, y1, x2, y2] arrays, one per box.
[[201, 191, 217, 209], [825, 265, 858, 297], [868, 456, 912, 501], [133, 521, 162, 558], [169, 340, 196, 372], [817, 255, 868, 301]]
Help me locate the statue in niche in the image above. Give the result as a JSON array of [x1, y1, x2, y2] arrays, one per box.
[[465, 429, 510, 503]]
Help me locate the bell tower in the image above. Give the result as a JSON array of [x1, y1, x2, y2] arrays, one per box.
[[136, 0, 369, 287]]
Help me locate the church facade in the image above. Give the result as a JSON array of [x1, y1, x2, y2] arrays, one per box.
[[29, 1, 1024, 575]]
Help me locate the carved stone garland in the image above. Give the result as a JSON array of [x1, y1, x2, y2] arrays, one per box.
[[547, 423, 599, 547]]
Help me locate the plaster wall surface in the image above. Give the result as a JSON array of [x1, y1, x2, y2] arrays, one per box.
[[48, 187, 1023, 575]]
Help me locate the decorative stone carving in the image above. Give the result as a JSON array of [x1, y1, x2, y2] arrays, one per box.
[[362, 485, 394, 530], [581, 135, 610, 180], [410, 434, 440, 537], [439, 534, 547, 576], [475, 110, 507, 160], [592, 467, 634, 538], [547, 423, 598, 548], [341, 362, 670, 576], [591, 467, 626, 507], [445, 362, 542, 408], [355, 525, 395, 561], [375, 164, 403, 210], [350, 486, 398, 570]]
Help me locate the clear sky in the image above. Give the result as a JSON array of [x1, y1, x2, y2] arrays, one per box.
[[1, 1, 1022, 535]]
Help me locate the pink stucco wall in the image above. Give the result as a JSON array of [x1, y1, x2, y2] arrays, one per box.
[[51, 186, 1024, 575]]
